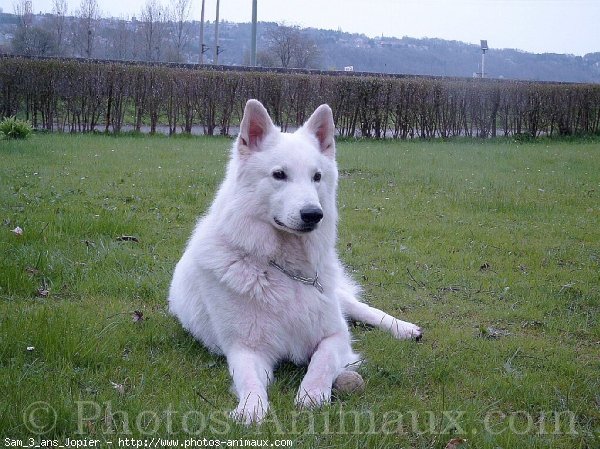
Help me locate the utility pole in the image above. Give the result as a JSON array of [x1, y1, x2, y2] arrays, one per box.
[[214, 0, 221, 64], [250, 0, 257, 66], [199, 0, 206, 64]]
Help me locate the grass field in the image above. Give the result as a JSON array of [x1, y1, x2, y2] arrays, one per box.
[[1, 134, 598, 448]]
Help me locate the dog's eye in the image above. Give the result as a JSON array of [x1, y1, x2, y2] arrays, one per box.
[[313, 172, 322, 182], [272, 170, 287, 180]]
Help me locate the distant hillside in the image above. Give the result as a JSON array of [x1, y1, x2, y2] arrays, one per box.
[[309, 31, 600, 83], [225, 22, 600, 83], [1, 12, 598, 83]]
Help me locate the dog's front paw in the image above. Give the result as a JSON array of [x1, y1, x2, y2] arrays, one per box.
[[390, 319, 423, 341], [230, 395, 269, 425], [295, 384, 331, 409]]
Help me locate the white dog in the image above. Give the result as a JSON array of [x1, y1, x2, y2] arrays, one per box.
[[168, 99, 422, 424]]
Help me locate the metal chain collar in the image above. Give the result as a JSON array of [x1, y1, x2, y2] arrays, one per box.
[[268, 260, 324, 293]]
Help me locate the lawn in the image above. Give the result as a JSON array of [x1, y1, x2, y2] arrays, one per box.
[[0, 134, 598, 448]]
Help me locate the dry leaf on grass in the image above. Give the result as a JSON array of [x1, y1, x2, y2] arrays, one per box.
[[26, 266, 40, 276], [110, 381, 125, 395], [116, 235, 139, 243], [445, 437, 467, 449], [478, 326, 510, 339], [36, 279, 50, 297], [559, 282, 575, 293]]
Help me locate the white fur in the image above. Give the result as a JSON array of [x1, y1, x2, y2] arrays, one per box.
[[168, 100, 422, 425]]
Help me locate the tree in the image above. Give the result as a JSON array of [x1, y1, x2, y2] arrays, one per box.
[[11, 0, 33, 55], [50, 0, 68, 56], [169, 0, 192, 62], [12, 0, 32, 27], [293, 37, 320, 68], [266, 24, 320, 68], [247, 49, 275, 67], [106, 17, 133, 60], [12, 26, 57, 56], [267, 25, 295, 68], [140, 0, 167, 62], [75, 0, 100, 58], [11, 0, 57, 56]]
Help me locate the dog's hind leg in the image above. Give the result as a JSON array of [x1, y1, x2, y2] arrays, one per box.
[[338, 287, 423, 341], [226, 346, 273, 425]]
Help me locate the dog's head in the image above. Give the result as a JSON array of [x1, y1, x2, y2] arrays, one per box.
[[234, 99, 337, 235]]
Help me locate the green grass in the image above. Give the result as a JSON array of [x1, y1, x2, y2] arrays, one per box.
[[1, 134, 598, 448]]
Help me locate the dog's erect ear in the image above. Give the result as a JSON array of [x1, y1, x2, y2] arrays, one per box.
[[238, 99, 275, 155], [303, 104, 335, 158]]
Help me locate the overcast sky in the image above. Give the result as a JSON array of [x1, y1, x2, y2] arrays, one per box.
[[16, 0, 600, 56]]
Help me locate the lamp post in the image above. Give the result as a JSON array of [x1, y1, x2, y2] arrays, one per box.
[[215, 0, 221, 64], [199, 0, 206, 64], [250, 0, 257, 66], [480, 40, 488, 78]]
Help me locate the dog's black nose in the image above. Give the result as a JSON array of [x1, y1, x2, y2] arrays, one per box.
[[300, 206, 323, 224]]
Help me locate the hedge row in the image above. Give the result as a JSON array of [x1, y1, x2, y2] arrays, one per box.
[[1, 57, 599, 138]]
